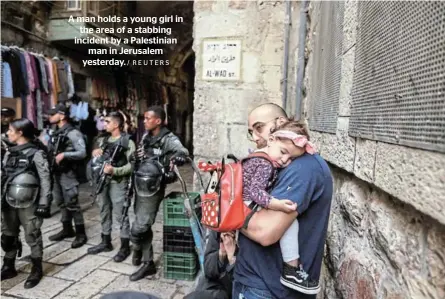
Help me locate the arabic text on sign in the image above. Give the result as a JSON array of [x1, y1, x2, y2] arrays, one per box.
[[207, 55, 236, 63]]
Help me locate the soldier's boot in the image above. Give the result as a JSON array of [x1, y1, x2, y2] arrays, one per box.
[[87, 234, 113, 254], [49, 222, 75, 242], [132, 249, 142, 266], [71, 224, 88, 249], [113, 238, 131, 263], [129, 261, 156, 281], [1, 257, 17, 280], [24, 258, 43, 289]]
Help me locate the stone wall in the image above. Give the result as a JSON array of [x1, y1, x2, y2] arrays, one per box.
[[303, 1, 445, 298], [193, 0, 290, 160], [319, 168, 445, 299]]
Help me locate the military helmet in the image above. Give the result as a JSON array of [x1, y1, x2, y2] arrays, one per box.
[[134, 158, 163, 197], [5, 172, 39, 208]]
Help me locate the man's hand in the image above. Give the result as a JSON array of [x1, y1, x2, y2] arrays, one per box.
[[35, 205, 51, 218], [103, 164, 114, 175], [268, 198, 297, 213], [92, 149, 103, 158], [55, 153, 65, 165], [170, 155, 187, 166], [219, 241, 227, 263], [222, 232, 237, 265]]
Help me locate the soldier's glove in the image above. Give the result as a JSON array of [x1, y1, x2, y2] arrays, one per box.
[[163, 171, 177, 184], [171, 155, 187, 166], [35, 205, 51, 218]]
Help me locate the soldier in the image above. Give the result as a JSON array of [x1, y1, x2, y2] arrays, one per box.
[[47, 104, 88, 248], [87, 112, 136, 262], [130, 106, 188, 281], [1, 108, 16, 160], [1, 119, 52, 288]]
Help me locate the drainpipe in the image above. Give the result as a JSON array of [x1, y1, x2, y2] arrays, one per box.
[[295, 0, 308, 121], [281, 0, 292, 109]]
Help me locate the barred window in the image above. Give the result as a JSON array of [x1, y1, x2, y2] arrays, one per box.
[[308, 1, 345, 133], [349, 1, 445, 152]]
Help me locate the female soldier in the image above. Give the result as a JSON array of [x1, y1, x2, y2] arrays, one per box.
[[1, 119, 52, 289]]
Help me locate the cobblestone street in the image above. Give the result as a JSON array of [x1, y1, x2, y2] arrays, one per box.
[[1, 166, 196, 299]]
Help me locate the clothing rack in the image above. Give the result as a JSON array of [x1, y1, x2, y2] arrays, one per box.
[[1, 43, 75, 129]]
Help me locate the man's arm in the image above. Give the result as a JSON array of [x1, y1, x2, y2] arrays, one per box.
[[242, 157, 317, 246], [33, 150, 52, 206], [165, 135, 189, 158], [63, 130, 87, 160], [242, 209, 297, 246], [203, 231, 225, 280]]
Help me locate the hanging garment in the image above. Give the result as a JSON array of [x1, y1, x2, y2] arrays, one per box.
[[54, 59, 68, 102], [36, 89, 43, 130], [26, 53, 40, 125], [79, 102, 89, 120], [36, 56, 49, 94], [51, 59, 61, 103], [2, 62, 13, 98], [70, 103, 78, 120], [2, 49, 27, 97], [45, 58, 56, 107], [16, 49, 29, 95], [65, 61, 75, 98]]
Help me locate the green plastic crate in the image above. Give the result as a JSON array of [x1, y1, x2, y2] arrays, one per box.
[[163, 192, 201, 227], [163, 251, 198, 281]]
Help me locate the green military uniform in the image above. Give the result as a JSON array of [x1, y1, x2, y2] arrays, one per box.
[[130, 127, 188, 281], [1, 142, 52, 288], [48, 123, 88, 248], [88, 133, 135, 259]]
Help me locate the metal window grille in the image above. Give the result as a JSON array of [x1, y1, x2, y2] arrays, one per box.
[[349, 1, 445, 152], [308, 1, 345, 133]]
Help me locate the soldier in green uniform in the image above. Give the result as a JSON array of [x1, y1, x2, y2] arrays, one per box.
[[130, 106, 189, 281], [47, 104, 88, 248], [87, 112, 136, 262], [1, 119, 52, 288]]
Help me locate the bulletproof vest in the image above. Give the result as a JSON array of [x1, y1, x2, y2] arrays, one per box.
[[49, 124, 76, 172], [3, 144, 38, 178], [141, 127, 171, 168], [101, 134, 130, 168], [2, 143, 40, 208]]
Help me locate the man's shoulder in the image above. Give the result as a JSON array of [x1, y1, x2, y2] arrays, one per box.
[[286, 153, 326, 173], [67, 128, 83, 139]]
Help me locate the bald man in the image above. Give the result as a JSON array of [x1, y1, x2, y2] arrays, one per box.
[[233, 103, 333, 299]]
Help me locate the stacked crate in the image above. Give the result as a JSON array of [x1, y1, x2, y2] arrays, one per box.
[[163, 192, 200, 281]]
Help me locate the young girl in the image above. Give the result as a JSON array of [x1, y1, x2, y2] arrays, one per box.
[[242, 120, 320, 294]]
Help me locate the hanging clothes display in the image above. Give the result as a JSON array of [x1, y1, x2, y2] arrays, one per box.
[[0, 45, 75, 128]]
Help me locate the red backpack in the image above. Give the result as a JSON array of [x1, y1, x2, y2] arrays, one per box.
[[197, 152, 275, 232]]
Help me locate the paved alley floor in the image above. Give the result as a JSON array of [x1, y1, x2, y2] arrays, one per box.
[[1, 166, 197, 299]]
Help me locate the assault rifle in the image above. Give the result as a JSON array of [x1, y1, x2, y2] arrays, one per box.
[[94, 144, 123, 196], [49, 134, 63, 171], [121, 175, 134, 229]]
